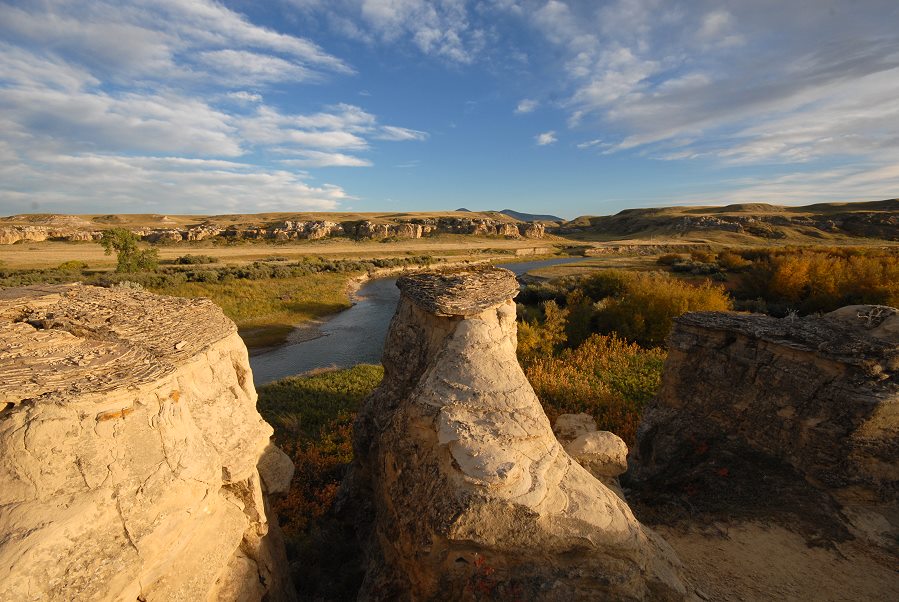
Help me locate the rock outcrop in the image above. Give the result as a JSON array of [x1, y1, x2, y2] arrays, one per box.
[[0, 284, 295, 601], [0, 214, 547, 245], [629, 307, 899, 545], [345, 266, 690, 600]]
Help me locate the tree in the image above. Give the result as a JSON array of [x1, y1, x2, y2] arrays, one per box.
[[99, 228, 159, 273]]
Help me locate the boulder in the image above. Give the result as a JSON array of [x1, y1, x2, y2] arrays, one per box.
[[0, 284, 295, 601], [345, 266, 691, 601], [565, 431, 629, 478], [553, 414, 629, 495]]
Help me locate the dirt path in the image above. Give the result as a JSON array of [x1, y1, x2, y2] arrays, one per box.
[[656, 521, 899, 602]]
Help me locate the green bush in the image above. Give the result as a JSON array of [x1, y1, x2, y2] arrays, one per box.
[[174, 254, 219, 265], [524, 333, 666, 445], [99, 228, 159, 273], [58, 260, 88, 271]]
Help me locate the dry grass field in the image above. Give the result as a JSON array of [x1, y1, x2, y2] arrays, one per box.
[[0, 234, 558, 270]]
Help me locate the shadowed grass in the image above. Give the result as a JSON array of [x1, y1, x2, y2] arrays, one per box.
[[257, 364, 384, 600]]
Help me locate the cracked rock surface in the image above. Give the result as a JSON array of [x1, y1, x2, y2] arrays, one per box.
[[631, 307, 899, 501], [629, 306, 899, 551], [0, 284, 295, 602], [344, 267, 691, 600]]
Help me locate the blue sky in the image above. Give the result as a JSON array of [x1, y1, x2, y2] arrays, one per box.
[[0, 0, 897, 219]]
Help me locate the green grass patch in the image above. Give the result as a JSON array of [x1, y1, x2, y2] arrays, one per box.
[[148, 272, 355, 349]]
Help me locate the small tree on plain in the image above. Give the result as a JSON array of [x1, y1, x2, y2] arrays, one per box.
[[99, 228, 159, 273]]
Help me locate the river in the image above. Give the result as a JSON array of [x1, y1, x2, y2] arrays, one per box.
[[249, 257, 586, 385]]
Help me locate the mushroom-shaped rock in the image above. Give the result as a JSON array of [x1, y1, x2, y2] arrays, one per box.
[[344, 266, 691, 600], [0, 284, 294, 601]]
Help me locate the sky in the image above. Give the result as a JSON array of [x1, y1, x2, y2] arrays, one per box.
[[0, 0, 897, 219]]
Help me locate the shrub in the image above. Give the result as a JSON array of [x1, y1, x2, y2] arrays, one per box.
[[690, 249, 717, 263], [99, 228, 159, 273], [257, 365, 383, 599], [737, 247, 899, 313], [174, 254, 218, 265], [657, 253, 686, 266], [579, 269, 631, 300], [524, 334, 666, 445], [594, 271, 732, 346], [717, 252, 751, 271], [58, 260, 88, 271], [517, 300, 568, 362]]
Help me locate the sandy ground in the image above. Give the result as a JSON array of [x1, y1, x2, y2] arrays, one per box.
[[656, 521, 899, 602]]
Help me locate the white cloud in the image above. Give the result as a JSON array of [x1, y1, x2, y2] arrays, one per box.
[[376, 125, 429, 141], [227, 91, 263, 103], [197, 50, 314, 84], [517, 0, 899, 176], [535, 131, 557, 146], [0, 154, 348, 213], [0, 2, 428, 212], [577, 138, 608, 150], [0, 0, 351, 84], [711, 161, 899, 206], [0, 83, 243, 157], [290, 0, 486, 64], [515, 98, 538, 114], [279, 151, 372, 167]]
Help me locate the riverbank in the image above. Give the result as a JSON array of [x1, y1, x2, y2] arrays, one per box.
[[248, 256, 591, 384]]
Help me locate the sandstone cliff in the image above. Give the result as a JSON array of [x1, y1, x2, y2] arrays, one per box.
[[344, 267, 691, 601], [629, 306, 898, 546], [0, 214, 546, 245], [0, 284, 295, 601]]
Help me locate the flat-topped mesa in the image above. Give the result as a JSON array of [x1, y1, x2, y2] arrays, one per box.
[[0, 284, 295, 602], [345, 268, 691, 600]]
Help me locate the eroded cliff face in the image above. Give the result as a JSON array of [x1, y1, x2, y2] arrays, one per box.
[[344, 267, 690, 601], [0, 284, 295, 602], [631, 307, 898, 500], [0, 215, 546, 244], [629, 306, 899, 547]]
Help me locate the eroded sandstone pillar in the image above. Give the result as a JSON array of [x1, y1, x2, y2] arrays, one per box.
[[345, 266, 691, 601], [0, 284, 295, 601]]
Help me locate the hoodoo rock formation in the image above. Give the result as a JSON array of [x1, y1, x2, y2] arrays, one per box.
[[345, 266, 691, 600], [0, 284, 295, 601], [629, 306, 899, 544]]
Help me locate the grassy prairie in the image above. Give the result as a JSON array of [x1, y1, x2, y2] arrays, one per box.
[[0, 234, 557, 269], [147, 272, 355, 349]]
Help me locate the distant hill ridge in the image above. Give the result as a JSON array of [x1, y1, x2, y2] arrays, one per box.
[[557, 199, 899, 243], [456, 208, 564, 222]]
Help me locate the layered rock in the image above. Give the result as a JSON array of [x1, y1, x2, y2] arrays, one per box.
[[345, 266, 690, 601], [630, 307, 898, 504], [0, 284, 295, 601], [0, 214, 547, 244]]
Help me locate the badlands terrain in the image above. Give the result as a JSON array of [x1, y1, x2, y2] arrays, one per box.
[[1, 201, 898, 600]]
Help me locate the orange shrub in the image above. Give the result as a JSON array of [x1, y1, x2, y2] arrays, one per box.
[[594, 271, 732, 346]]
